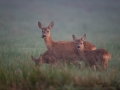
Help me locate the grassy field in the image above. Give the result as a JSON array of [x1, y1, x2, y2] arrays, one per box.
[[0, 0, 120, 90]]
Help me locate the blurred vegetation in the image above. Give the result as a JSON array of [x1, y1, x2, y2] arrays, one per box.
[[0, 0, 120, 90]]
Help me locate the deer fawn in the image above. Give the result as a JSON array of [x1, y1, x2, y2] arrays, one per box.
[[31, 50, 57, 67], [72, 34, 111, 70], [38, 21, 96, 67]]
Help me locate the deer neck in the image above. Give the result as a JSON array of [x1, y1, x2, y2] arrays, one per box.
[[78, 49, 85, 59], [44, 36, 54, 50]]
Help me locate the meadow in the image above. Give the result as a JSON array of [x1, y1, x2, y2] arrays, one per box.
[[0, 0, 120, 90]]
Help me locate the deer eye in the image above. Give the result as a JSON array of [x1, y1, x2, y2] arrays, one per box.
[[81, 43, 82, 44], [47, 31, 49, 33]]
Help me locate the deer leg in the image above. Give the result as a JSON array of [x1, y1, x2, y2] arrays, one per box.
[[71, 60, 81, 69], [84, 60, 90, 68], [49, 55, 57, 68], [103, 61, 108, 71], [91, 65, 96, 71], [51, 62, 57, 68]]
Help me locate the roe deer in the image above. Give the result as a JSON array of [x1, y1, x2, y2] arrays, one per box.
[[31, 50, 57, 67], [72, 34, 111, 70], [31, 50, 73, 67], [38, 21, 96, 66]]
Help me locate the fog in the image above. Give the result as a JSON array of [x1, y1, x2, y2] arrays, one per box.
[[0, 0, 120, 40]]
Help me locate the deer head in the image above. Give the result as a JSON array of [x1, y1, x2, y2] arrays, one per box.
[[31, 54, 43, 66], [72, 34, 86, 51], [38, 21, 54, 38]]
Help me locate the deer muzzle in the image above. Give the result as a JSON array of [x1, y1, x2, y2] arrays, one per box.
[[42, 35, 46, 38], [77, 46, 80, 49]]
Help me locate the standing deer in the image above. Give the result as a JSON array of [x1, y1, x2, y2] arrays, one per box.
[[38, 21, 96, 67], [72, 34, 111, 70]]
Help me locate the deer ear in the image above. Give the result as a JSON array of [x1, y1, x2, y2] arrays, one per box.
[[38, 22, 44, 29], [81, 34, 86, 41], [48, 21, 54, 29], [72, 35, 77, 41], [31, 55, 36, 62]]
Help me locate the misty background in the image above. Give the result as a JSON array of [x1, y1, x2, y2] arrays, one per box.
[[0, 0, 120, 49]]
